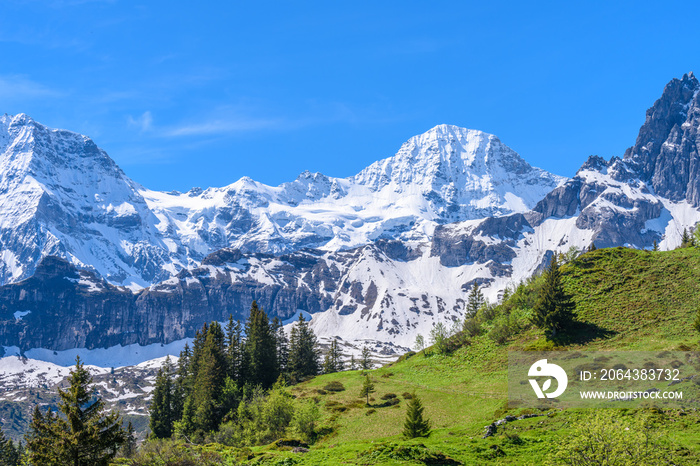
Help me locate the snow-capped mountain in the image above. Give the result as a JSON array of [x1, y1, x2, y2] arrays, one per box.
[[0, 114, 183, 288], [0, 116, 564, 288], [140, 125, 564, 260], [2, 73, 700, 362], [428, 72, 700, 293]]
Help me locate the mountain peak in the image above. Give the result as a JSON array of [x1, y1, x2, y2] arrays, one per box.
[[622, 73, 700, 204], [353, 124, 565, 221]]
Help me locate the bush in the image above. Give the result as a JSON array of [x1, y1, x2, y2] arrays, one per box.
[[128, 439, 224, 466], [381, 393, 397, 400], [463, 318, 482, 337], [488, 321, 511, 345], [381, 398, 400, 407], [214, 383, 295, 447], [402, 392, 413, 400], [551, 410, 680, 465], [323, 381, 345, 392], [289, 400, 320, 442]]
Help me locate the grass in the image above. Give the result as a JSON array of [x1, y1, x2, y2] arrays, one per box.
[[124, 246, 700, 465]]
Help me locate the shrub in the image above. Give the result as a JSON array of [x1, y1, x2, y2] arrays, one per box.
[[323, 381, 345, 392], [488, 321, 511, 345], [381, 393, 397, 400], [128, 439, 224, 466], [463, 317, 482, 337], [289, 400, 321, 442], [551, 410, 680, 465]]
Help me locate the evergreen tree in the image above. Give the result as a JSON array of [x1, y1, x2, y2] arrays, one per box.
[[272, 316, 289, 375], [501, 286, 512, 303], [189, 323, 209, 387], [467, 283, 484, 316], [359, 375, 375, 406], [402, 392, 431, 438], [531, 256, 576, 338], [149, 356, 175, 439], [322, 339, 344, 374], [244, 301, 279, 388], [0, 426, 19, 466], [193, 321, 228, 432], [588, 242, 597, 252], [653, 240, 659, 251], [681, 228, 693, 248], [24, 406, 57, 464], [225, 315, 244, 381], [172, 343, 191, 422], [25, 357, 126, 466], [287, 314, 320, 380], [120, 421, 136, 458], [360, 345, 373, 370], [349, 355, 357, 370]]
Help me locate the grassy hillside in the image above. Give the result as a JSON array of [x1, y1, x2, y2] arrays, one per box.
[[126, 247, 700, 465]]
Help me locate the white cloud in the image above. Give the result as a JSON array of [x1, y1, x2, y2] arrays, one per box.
[[0, 75, 62, 100], [164, 116, 282, 137], [127, 111, 153, 132]]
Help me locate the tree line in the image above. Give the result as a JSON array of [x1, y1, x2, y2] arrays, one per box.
[[149, 301, 331, 441]]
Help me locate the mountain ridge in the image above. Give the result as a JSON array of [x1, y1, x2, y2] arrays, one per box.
[[0, 116, 565, 288], [2, 74, 700, 362]]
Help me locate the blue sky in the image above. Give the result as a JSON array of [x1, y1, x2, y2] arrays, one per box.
[[1, 1, 697, 191]]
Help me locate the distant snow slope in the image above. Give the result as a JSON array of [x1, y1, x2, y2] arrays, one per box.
[[0, 115, 565, 288]]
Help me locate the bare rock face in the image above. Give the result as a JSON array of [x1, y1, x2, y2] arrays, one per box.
[[4, 74, 700, 357], [0, 242, 471, 351], [0, 116, 565, 288], [624, 72, 700, 205]]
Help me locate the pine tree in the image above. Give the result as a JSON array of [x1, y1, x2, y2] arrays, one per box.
[[467, 283, 484, 316], [193, 321, 228, 432], [349, 355, 357, 370], [24, 406, 57, 464], [359, 375, 375, 406], [322, 339, 344, 374], [287, 313, 320, 380], [0, 426, 19, 466], [681, 228, 692, 248], [360, 345, 373, 370], [402, 392, 431, 438], [225, 315, 243, 381], [272, 316, 289, 375], [588, 242, 597, 252], [501, 286, 512, 303], [189, 323, 209, 387], [244, 301, 279, 388], [173, 343, 191, 422], [531, 256, 576, 338], [653, 240, 659, 251], [25, 357, 126, 466], [149, 356, 175, 439], [120, 422, 136, 458]]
